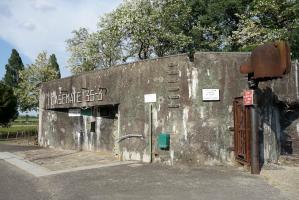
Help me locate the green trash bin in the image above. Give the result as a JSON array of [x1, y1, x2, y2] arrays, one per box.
[[158, 132, 170, 150]]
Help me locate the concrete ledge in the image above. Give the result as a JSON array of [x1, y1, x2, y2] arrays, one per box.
[[0, 152, 50, 177], [0, 152, 137, 177]]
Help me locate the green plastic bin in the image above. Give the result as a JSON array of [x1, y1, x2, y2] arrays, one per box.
[[158, 133, 170, 150]]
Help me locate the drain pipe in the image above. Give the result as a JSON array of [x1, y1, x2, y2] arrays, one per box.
[[295, 60, 299, 100], [248, 76, 260, 174], [79, 130, 84, 151], [116, 134, 144, 143]]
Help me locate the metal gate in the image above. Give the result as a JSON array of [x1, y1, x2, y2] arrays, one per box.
[[233, 97, 251, 165]]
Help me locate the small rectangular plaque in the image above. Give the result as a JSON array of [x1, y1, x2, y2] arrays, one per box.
[[202, 89, 220, 101], [68, 109, 81, 117], [243, 90, 254, 106], [144, 94, 157, 103]]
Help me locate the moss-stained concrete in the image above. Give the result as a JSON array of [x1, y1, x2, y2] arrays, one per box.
[[39, 52, 299, 166]]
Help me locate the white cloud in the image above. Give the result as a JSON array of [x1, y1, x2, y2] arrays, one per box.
[[0, 0, 122, 77], [32, 0, 56, 12], [20, 21, 36, 31]]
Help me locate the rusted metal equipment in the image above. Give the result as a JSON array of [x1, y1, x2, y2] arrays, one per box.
[[233, 97, 251, 165], [240, 41, 291, 79], [239, 40, 291, 174]]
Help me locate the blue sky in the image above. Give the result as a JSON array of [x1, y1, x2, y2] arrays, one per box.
[[0, 0, 122, 79]]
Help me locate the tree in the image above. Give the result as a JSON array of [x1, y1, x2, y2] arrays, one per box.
[[0, 81, 18, 126], [49, 54, 61, 78], [67, 0, 299, 73], [66, 26, 125, 74], [3, 49, 24, 88], [66, 0, 194, 73], [66, 28, 100, 74], [198, 0, 253, 51], [16, 52, 59, 112], [95, 0, 252, 58], [100, 0, 192, 59], [110, 0, 162, 60], [231, 0, 299, 54], [290, 26, 299, 59], [97, 13, 130, 65]]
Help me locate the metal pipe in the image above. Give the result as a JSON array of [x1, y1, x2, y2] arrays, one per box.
[[116, 134, 143, 143], [116, 112, 121, 157], [295, 60, 299, 100], [79, 130, 84, 151], [149, 104, 152, 163], [251, 104, 260, 174]]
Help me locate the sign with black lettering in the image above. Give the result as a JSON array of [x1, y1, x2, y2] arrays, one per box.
[[202, 89, 220, 101], [47, 87, 108, 107]]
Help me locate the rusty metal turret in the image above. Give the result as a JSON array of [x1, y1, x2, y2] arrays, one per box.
[[240, 41, 291, 80]]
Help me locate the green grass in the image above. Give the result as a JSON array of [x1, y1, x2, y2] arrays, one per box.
[[1, 116, 38, 128], [0, 125, 37, 133], [13, 116, 38, 125], [0, 125, 38, 139], [0, 116, 38, 139], [12, 121, 37, 125], [16, 115, 38, 120]]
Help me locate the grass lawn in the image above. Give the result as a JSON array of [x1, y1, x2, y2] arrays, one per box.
[[0, 125, 37, 139], [0, 125, 37, 133], [12, 116, 38, 126], [0, 116, 38, 138]]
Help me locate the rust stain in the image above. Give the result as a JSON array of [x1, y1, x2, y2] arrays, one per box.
[[240, 41, 291, 79]]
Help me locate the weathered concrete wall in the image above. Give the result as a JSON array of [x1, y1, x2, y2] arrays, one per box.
[[257, 61, 299, 162], [165, 52, 249, 165], [39, 52, 299, 166]]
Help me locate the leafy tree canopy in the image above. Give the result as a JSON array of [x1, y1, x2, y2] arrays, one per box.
[[0, 81, 18, 126], [3, 49, 24, 88], [49, 54, 61, 79], [231, 0, 299, 54], [66, 0, 299, 74], [16, 52, 60, 112]]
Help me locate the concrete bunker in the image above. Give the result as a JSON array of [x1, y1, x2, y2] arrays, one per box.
[[39, 52, 299, 166], [66, 104, 119, 154]]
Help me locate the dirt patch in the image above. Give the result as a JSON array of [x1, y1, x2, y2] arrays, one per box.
[[261, 162, 299, 200]]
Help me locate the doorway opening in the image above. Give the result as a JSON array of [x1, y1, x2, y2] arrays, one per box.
[[94, 104, 119, 153]]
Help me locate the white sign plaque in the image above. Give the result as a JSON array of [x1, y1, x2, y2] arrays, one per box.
[[68, 109, 81, 117], [144, 94, 157, 103], [202, 89, 220, 101]]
